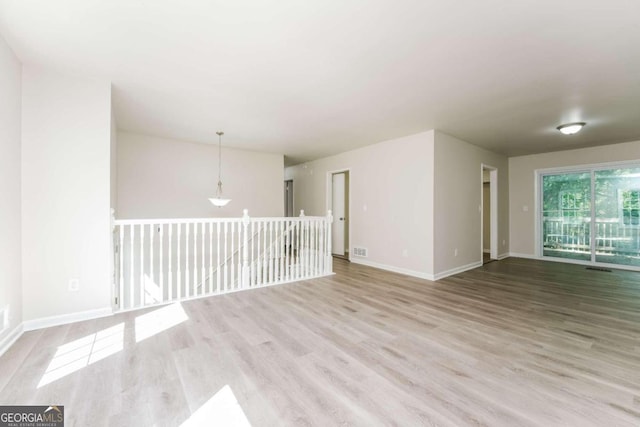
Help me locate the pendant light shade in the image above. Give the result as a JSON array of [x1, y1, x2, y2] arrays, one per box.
[[209, 131, 231, 207]]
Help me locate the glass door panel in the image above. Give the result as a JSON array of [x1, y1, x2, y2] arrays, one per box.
[[594, 167, 640, 266], [541, 172, 591, 261]]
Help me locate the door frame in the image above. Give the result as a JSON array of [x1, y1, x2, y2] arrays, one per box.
[[534, 159, 640, 272], [326, 169, 351, 259], [481, 164, 498, 261], [284, 179, 294, 217]]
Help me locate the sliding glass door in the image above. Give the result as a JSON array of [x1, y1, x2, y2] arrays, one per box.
[[541, 165, 640, 268], [541, 172, 591, 261], [594, 167, 640, 266]]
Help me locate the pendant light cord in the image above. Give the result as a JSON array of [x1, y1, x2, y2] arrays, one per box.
[[216, 131, 224, 197]]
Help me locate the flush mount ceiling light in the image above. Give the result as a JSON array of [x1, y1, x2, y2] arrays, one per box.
[[557, 122, 586, 135], [209, 131, 231, 207]]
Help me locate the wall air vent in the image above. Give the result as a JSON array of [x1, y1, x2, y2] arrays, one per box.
[[353, 247, 368, 257], [586, 267, 612, 272]]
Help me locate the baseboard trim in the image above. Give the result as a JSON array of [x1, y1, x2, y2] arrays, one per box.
[[508, 252, 537, 260], [483, 249, 490, 253], [508, 253, 640, 273], [350, 258, 435, 281], [433, 261, 483, 281], [497, 253, 510, 260], [0, 324, 24, 358], [22, 307, 113, 332]]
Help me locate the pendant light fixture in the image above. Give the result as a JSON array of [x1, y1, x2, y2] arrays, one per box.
[[209, 131, 231, 207]]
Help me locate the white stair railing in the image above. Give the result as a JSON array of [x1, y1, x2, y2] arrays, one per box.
[[112, 209, 333, 311]]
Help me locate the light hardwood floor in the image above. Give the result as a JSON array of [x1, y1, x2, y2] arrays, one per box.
[[1, 257, 639, 426]]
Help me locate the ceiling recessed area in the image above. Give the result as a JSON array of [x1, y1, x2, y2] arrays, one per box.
[[1, 0, 638, 165]]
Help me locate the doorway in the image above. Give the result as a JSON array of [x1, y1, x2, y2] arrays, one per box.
[[538, 164, 640, 268], [481, 165, 498, 264], [329, 171, 349, 259], [284, 180, 294, 217]]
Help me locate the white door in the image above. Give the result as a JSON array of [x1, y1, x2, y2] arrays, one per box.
[[332, 173, 346, 256]]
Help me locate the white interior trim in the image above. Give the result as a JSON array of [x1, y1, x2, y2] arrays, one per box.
[[326, 168, 351, 258], [22, 307, 113, 332], [481, 164, 499, 261], [535, 160, 640, 272], [508, 252, 537, 259], [351, 258, 485, 282], [0, 324, 24, 358], [433, 261, 483, 281], [350, 258, 436, 281]]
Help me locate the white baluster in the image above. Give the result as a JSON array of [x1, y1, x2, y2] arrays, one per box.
[[314, 220, 322, 275], [177, 223, 182, 300], [209, 221, 213, 294], [168, 224, 173, 301], [129, 225, 134, 309], [242, 209, 250, 289], [296, 220, 301, 280], [237, 219, 242, 288], [260, 221, 269, 285], [229, 222, 236, 289], [284, 220, 289, 282], [224, 222, 228, 292], [201, 222, 205, 296], [265, 221, 273, 283], [318, 219, 324, 274], [216, 222, 221, 293], [185, 223, 190, 298], [119, 224, 124, 310], [302, 218, 307, 277], [140, 224, 145, 306], [318, 220, 322, 273], [150, 223, 154, 302], [250, 220, 255, 287], [279, 220, 284, 282], [312, 221, 317, 275], [159, 224, 164, 302], [193, 222, 198, 296], [308, 220, 313, 276]]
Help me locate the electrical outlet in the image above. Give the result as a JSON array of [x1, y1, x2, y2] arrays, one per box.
[[68, 279, 80, 292], [454, 248, 458, 257]]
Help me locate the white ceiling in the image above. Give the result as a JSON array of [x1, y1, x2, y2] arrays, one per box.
[[1, 0, 639, 165]]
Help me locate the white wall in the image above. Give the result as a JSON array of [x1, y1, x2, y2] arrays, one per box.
[[0, 35, 22, 343], [21, 67, 112, 321], [117, 132, 284, 219], [433, 131, 509, 276], [285, 131, 435, 278], [509, 140, 640, 257], [110, 106, 118, 212]]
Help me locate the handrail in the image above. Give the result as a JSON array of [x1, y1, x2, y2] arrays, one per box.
[[114, 215, 327, 226]]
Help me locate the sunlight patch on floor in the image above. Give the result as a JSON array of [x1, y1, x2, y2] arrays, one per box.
[[143, 274, 162, 305], [37, 322, 124, 388], [135, 302, 188, 343], [180, 385, 252, 427]]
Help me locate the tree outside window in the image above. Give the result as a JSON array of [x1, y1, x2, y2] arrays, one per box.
[[620, 189, 640, 226]]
